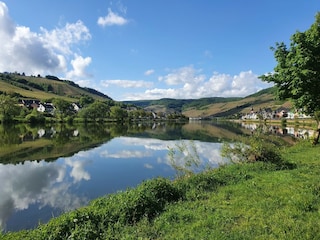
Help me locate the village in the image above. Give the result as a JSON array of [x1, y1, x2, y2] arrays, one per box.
[[241, 107, 311, 120], [18, 99, 81, 115]]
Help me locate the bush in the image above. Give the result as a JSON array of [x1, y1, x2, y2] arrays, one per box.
[[221, 132, 284, 167], [128, 178, 183, 222], [25, 178, 183, 239]]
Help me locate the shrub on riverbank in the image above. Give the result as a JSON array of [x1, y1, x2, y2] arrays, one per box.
[[2, 140, 320, 239], [221, 131, 290, 169]]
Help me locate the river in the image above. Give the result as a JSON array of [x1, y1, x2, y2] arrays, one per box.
[[0, 121, 312, 232]]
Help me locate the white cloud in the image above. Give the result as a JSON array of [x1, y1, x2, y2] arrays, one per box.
[[101, 79, 153, 88], [158, 66, 205, 86], [123, 66, 273, 100], [0, 2, 91, 78], [200, 70, 271, 97], [75, 79, 93, 88], [66, 55, 92, 79], [0, 2, 14, 36], [144, 69, 155, 76], [97, 8, 128, 27], [40, 20, 91, 55]]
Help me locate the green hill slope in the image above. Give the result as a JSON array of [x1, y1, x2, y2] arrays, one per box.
[[126, 87, 292, 118], [0, 73, 112, 101], [183, 88, 292, 118]]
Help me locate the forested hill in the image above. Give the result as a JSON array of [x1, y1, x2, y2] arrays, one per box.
[[0, 72, 112, 101], [125, 87, 292, 118], [123, 97, 242, 111]]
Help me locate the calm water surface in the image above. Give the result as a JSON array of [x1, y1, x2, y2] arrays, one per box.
[[0, 122, 234, 232], [0, 121, 310, 232]]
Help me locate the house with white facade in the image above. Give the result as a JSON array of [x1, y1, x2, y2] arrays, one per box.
[[37, 103, 55, 114]]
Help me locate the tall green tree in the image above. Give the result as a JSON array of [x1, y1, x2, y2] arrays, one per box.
[[260, 12, 320, 144], [80, 101, 110, 122], [110, 106, 128, 121], [79, 95, 94, 108], [53, 99, 73, 122], [0, 95, 20, 123]]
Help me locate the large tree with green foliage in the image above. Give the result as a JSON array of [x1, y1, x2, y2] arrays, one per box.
[[80, 101, 110, 122], [53, 99, 73, 122], [79, 95, 94, 108], [110, 106, 128, 121], [260, 12, 320, 144], [0, 95, 20, 123]]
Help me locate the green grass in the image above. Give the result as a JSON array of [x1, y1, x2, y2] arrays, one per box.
[[1, 141, 320, 239]]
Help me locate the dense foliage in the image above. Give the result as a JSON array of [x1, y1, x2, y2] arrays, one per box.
[[260, 13, 320, 115], [0, 95, 20, 123], [260, 13, 320, 143], [221, 131, 285, 167]]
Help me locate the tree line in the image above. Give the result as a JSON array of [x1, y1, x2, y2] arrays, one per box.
[[0, 94, 187, 124]]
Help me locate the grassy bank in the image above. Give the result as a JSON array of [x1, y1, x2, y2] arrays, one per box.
[[1, 141, 320, 239]]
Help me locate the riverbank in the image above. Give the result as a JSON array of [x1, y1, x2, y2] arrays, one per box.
[[1, 140, 320, 239]]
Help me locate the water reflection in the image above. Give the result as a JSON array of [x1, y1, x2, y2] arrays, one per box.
[[117, 137, 227, 167], [0, 133, 228, 232], [0, 160, 89, 231], [0, 123, 113, 164], [4, 120, 311, 232], [241, 122, 315, 139]]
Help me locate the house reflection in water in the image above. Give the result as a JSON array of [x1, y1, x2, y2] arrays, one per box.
[[241, 123, 314, 140]]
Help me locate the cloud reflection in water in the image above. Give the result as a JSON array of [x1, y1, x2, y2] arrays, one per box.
[[0, 136, 227, 232], [0, 159, 91, 232]]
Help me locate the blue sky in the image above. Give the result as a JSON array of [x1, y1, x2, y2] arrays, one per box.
[[0, 1, 319, 100]]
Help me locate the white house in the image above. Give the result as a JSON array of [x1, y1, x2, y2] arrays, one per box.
[[37, 103, 55, 114], [72, 103, 81, 112]]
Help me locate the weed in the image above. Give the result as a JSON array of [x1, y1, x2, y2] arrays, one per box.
[[168, 140, 211, 178]]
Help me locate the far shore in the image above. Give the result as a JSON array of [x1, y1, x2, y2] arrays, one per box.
[[231, 118, 316, 129]]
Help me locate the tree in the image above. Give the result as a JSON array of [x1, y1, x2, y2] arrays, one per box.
[[79, 95, 94, 108], [110, 106, 128, 121], [260, 12, 320, 144], [0, 95, 20, 123], [53, 99, 73, 122], [80, 101, 110, 122]]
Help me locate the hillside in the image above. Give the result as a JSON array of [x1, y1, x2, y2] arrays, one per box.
[[0, 73, 292, 118], [126, 87, 293, 118], [183, 88, 292, 118], [0, 72, 112, 101]]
